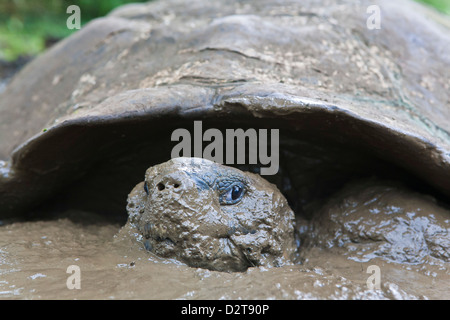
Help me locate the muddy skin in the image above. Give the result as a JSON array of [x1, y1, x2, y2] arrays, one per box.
[[124, 157, 297, 272], [300, 180, 450, 267]]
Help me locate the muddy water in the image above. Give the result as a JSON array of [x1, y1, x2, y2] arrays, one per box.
[[0, 184, 449, 300]]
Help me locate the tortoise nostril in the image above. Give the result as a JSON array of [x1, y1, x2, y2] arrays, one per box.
[[157, 182, 165, 191], [174, 183, 180, 189]]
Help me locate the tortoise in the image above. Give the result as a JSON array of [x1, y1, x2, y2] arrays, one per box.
[[0, 0, 449, 272]]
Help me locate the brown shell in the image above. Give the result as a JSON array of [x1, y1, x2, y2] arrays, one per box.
[[0, 0, 449, 217]]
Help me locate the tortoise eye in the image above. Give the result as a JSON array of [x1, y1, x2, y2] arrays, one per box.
[[144, 182, 149, 195], [220, 182, 245, 205], [231, 185, 243, 201]]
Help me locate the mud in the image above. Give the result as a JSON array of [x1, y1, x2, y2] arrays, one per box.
[[303, 180, 450, 265], [0, 178, 448, 299]]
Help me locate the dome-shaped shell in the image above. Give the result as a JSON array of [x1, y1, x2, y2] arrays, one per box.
[[0, 0, 449, 217]]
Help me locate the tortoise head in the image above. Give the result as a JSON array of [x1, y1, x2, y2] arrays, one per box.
[[126, 157, 296, 272]]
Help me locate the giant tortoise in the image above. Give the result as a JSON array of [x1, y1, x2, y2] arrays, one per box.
[[0, 0, 449, 275]]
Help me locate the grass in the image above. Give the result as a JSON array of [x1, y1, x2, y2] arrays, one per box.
[[417, 0, 450, 14], [0, 14, 72, 60], [0, 0, 449, 61], [0, 0, 148, 61]]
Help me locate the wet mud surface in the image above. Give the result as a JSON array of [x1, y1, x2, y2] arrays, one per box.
[[0, 180, 448, 300]]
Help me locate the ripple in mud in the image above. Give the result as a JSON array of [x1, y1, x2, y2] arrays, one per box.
[[0, 214, 436, 299], [1, 178, 449, 300]]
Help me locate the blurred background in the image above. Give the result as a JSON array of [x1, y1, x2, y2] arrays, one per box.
[[0, 0, 149, 62], [0, 0, 448, 67]]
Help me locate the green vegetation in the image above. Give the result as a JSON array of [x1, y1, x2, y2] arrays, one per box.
[[0, 0, 148, 61], [417, 0, 450, 14], [0, 0, 449, 61]]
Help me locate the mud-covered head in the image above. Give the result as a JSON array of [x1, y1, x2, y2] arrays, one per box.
[[126, 157, 296, 272]]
